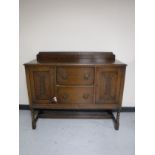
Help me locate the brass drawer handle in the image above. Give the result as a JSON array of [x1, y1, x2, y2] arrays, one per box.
[[49, 96, 57, 104], [84, 73, 90, 80], [61, 74, 68, 80], [62, 94, 69, 100], [83, 94, 89, 99]]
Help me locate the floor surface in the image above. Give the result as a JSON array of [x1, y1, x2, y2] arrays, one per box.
[[19, 110, 135, 155]]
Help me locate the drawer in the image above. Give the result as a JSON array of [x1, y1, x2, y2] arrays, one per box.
[[56, 86, 94, 104], [56, 66, 94, 85]]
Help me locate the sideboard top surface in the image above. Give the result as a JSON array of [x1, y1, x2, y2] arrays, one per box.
[[24, 52, 127, 66]]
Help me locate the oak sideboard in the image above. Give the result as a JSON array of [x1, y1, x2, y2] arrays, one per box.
[[24, 52, 126, 130]]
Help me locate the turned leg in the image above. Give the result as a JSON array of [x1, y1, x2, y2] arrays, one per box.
[[31, 109, 39, 129], [114, 110, 120, 130], [32, 119, 36, 129]]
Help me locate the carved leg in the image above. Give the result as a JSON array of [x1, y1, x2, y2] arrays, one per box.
[[31, 109, 39, 129], [114, 110, 120, 130]]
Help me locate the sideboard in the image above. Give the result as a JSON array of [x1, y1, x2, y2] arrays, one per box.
[[24, 52, 126, 130]]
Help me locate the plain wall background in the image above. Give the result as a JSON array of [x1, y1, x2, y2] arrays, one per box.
[[19, 0, 135, 107]]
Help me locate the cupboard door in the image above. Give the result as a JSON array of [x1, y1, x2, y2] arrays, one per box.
[[95, 67, 122, 104], [29, 66, 55, 104]]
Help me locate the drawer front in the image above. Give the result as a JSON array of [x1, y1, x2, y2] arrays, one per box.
[[56, 87, 94, 104], [56, 67, 94, 85]]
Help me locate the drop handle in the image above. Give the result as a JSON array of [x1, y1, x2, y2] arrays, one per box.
[[49, 96, 57, 103], [84, 73, 90, 80], [61, 74, 68, 80], [83, 94, 89, 99], [62, 94, 69, 100]]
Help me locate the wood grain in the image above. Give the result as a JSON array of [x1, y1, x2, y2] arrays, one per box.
[[24, 52, 126, 130]]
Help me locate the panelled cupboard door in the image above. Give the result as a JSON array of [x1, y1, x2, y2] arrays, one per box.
[[29, 66, 55, 104], [95, 67, 122, 105]]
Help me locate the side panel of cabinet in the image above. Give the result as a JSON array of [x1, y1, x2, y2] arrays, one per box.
[[28, 66, 55, 104], [95, 67, 123, 105]]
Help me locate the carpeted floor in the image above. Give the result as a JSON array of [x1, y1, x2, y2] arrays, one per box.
[[19, 110, 135, 155]]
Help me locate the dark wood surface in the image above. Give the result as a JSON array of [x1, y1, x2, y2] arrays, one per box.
[[56, 86, 94, 104], [25, 52, 126, 65], [95, 66, 123, 105], [24, 52, 126, 130], [38, 110, 114, 119], [28, 66, 55, 105], [37, 52, 115, 63], [19, 105, 135, 112], [56, 66, 95, 85]]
